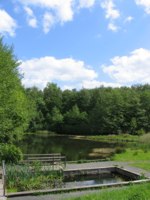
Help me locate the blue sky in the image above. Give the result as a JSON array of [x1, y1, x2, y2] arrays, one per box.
[[0, 0, 150, 90]]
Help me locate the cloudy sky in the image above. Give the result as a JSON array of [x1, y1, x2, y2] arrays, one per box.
[[1, 0, 150, 90]]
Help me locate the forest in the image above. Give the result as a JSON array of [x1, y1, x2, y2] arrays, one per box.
[[26, 83, 150, 136], [0, 37, 150, 147]]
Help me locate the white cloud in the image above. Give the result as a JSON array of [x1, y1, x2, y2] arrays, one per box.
[[43, 12, 55, 33], [78, 0, 95, 8], [101, 0, 120, 20], [20, 56, 98, 89], [62, 81, 121, 90], [0, 9, 17, 36], [82, 80, 121, 88], [24, 6, 37, 28], [135, 0, 150, 14], [103, 48, 150, 84], [101, 0, 120, 32], [108, 22, 119, 32], [124, 16, 133, 23], [16, 0, 76, 33], [17, 0, 74, 23]]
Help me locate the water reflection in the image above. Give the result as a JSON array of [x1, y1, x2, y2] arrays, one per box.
[[19, 134, 124, 161], [63, 173, 131, 187]]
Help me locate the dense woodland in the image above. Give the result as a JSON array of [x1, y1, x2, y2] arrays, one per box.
[[0, 37, 150, 145], [26, 83, 150, 136]]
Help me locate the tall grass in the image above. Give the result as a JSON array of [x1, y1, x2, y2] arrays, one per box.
[[6, 162, 63, 192]]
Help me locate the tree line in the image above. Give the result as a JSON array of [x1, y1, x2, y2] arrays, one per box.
[[26, 83, 150, 136]]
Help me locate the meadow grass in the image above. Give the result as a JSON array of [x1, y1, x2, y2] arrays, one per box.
[[113, 148, 150, 161], [67, 182, 150, 200]]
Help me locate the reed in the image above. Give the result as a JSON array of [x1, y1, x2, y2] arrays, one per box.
[[6, 162, 63, 191]]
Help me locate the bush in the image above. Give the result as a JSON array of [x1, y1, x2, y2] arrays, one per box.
[[115, 147, 125, 154], [0, 144, 23, 164], [136, 129, 145, 136]]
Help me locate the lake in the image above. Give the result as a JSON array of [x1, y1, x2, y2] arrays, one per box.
[[19, 134, 124, 161]]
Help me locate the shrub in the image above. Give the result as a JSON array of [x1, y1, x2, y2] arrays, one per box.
[[0, 144, 23, 164], [115, 147, 125, 154], [136, 129, 145, 136]]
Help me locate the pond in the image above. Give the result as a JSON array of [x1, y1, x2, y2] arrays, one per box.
[[19, 134, 125, 161], [63, 172, 132, 188]]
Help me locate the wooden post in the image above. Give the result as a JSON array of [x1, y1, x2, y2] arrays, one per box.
[[2, 160, 6, 197]]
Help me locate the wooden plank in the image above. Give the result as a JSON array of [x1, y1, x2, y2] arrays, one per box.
[[26, 156, 64, 159], [21, 154, 66, 169], [23, 153, 61, 157]]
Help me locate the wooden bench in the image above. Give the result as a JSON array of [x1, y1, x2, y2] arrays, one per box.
[[22, 154, 66, 169]]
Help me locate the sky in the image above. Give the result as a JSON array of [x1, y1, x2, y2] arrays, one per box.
[[0, 0, 150, 90]]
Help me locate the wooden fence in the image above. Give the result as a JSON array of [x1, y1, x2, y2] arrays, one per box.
[[22, 153, 66, 169]]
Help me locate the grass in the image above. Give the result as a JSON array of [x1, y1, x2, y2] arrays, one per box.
[[131, 162, 150, 171], [112, 133, 150, 162], [113, 148, 150, 162], [67, 182, 150, 200]]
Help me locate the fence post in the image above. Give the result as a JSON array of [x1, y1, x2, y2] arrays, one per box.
[[2, 160, 6, 197]]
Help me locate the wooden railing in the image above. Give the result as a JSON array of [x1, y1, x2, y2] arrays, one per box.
[[2, 160, 6, 197], [22, 153, 66, 169]]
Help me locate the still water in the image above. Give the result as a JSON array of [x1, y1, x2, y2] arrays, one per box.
[[19, 134, 124, 161], [64, 172, 131, 188]]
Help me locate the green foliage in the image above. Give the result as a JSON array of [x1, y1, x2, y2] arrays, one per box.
[[26, 83, 150, 135], [25, 87, 45, 132], [136, 129, 145, 135], [6, 163, 63, 191], [0, 144, 23, 163], [0, 37, 30, 142], [64, 105, 88, 134]]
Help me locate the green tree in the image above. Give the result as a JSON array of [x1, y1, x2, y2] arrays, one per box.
[[0, 38, 29, 143], [43, 83, 62, 130], [62, 89, 77, 113], [49, 107, 64, 132], [63, 105, 88, 134], [25, 87, 45, 132]]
